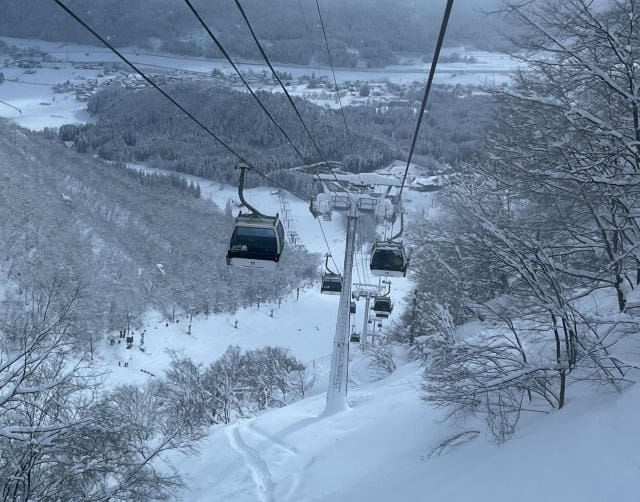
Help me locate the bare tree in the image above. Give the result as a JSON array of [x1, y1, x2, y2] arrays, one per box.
[[0, 280, 198, 500]]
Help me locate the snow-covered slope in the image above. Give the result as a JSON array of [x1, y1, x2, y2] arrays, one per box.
[[89, 166, 638, 501], [83, 163, 640, 502], [98, 169, 413, 390], [169, 359, 640, 502]]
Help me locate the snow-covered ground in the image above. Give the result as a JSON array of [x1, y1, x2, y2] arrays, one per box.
[[4, 35, 638, 502], [91, 165, 640, 502], [101, 164, 415, 390], [170, 361, 640, 502], [0, 36, 518, 129], [0, 65, 95, 129]]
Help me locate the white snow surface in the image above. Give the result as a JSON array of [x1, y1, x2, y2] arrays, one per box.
[[0, 36, 518, 129], [171, 365, 640, 502], [87, 166, 640, 502], [2, 36, 638, 501]]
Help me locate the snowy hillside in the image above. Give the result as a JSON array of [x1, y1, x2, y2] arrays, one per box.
[[0, 35, 516, 130], [170, 363, 640, 502], [4, 1, 640, 496], [2, 122, 635, 500], [86, 166, 640, 502]]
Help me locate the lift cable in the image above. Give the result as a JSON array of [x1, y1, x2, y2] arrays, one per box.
[[317, 218, 340, 271], [183, 0, 324, 174], [397, 0, 454, 202], [233, 0, 338, 173], [52, 0, 312, 204], [233, 0, 361, 273], [183, 0, 340, 270], [313, 0, 357, 158], [297, 0, 313, 42]]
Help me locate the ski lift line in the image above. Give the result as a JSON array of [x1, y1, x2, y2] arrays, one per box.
[[357, 240, 367, 285], [0, 100, 22, 114], [233, 0, 363, 220], [52, 0, 309, 205], [317, 218, 340, 272], [313, 0, 357, 158], [233, 0, 350, 186], [297, 0, 313, 40], [53, 1, 248, 165], [183, 0, 325, 177], [398, 0, 455, 202], [352, 249, 363, 286]]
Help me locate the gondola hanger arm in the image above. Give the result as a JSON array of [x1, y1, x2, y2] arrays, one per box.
[[324, 253, 339, 275], [390, 208, 404, 241], [237, 162, 265, 218]]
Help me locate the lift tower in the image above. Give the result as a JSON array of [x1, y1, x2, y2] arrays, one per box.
[[312, 189, 390, 414]]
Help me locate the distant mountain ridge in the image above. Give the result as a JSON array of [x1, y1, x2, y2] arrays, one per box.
[[0, 0, 510, 68]]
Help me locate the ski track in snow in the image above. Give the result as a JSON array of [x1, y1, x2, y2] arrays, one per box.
[[226, 424, 276, 502], [246, 420, 299, 457]]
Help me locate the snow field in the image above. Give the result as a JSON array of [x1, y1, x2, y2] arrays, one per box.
[[1, 36, 518, 130], [4, 35, 640, 502]]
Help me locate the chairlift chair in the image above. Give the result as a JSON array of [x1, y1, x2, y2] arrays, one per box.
[[370, 240, 408, 277], [370, 209, 409, 277], [320, 253, 342, 295]]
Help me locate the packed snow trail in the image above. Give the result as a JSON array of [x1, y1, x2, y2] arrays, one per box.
[[226, 424, 276, 502], [246, 421, 299, 457]]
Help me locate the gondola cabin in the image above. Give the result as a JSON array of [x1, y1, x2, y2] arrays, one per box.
[[372, 296, 393, 318], [321, 273, 343, 295], [350, 332, 360, 343], [226, 213, 285, 271], [350, 301, 357, 314], [370, 240, 408, 277]]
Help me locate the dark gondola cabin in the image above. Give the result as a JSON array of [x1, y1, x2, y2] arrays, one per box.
[[321, 273, 343, 295], [350, 332, 360, 343], [372, 296, 393, 318], [226, 213, 285, 271], [370, 241, 408, 277], [350, 301, 356, 314]]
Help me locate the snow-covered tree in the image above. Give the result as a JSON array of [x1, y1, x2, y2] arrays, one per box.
[[410, 0, 640, 441]]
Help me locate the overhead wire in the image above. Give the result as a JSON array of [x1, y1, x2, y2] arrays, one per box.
[[53, 1, 247, 167], [313, 0, 357, 158], [233, 0, 338, 173], [297, 0, 313, 43], [397, 0, 455, 201], [52, 0, 311, 204], [183, 0, 320, 174]]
